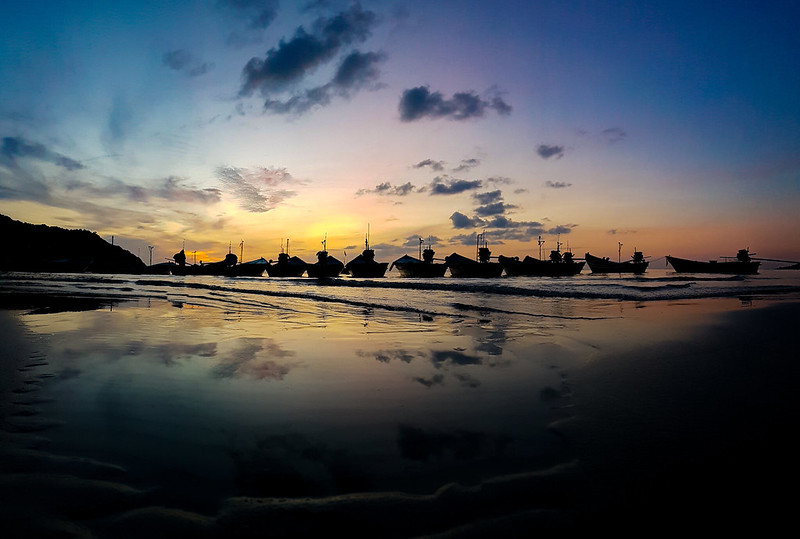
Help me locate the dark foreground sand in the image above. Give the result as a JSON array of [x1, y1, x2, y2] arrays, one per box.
[[1, 298, 799, 537]]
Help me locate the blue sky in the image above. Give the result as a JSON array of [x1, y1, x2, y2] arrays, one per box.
[[1, 0, 798, 262]]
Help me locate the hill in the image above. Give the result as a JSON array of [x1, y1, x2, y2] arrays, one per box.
[[0, 214, 146, 274]]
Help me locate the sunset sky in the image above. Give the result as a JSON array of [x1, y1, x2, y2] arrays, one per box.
[[1, 0, 798, 264]]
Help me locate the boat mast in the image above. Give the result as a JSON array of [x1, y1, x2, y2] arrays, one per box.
[[239, 240, 244, 262], [419, 237, 423, 260], [618, 242, 623, 263], [538, 235, 544, 260]]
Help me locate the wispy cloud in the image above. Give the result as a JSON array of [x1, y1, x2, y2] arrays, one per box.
[[217, 165, 300, 212], [472, 190, 502, 205], [2, 136, 84, 171], [220, 0, 280, 47], [356, 181, 419, 197], [544, 180, 572, 189], [452, 158, 480, 172], [602, 127, 626, 144], [398, 86, 511, 122], [162, 49, 212, 77], [412, 158, 444, 172]]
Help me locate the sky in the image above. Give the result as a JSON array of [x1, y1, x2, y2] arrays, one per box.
[[1, 0, 799, 264]]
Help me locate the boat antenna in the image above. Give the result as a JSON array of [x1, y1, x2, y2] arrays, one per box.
[[419, 237, 423, 260], [366, 224, 370, 250], [322, 233, 327, 252], [239, 240, 244, 262], [148, 245, 154, 266], [618, 241, 623, 263], [538, 235, 544, 260], [286, 238, 290, 255]]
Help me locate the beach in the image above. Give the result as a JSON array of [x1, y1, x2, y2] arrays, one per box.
[[1, 272, 799, 536]]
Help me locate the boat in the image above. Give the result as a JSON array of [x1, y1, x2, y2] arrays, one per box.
[[445, 233, 503, 278], [498, 237, 584, 276], [390, 238, 447, 278], [306, 236, 343, 278], [584, 250, 649, 274], [344, 229, 388, 278], [266, 240, 307, 277], [170, 248, 239, 276], [229, 257, 268, 277], [666, 248, 760, 274]]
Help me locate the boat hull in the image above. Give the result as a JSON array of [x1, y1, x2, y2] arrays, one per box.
[[498, 255, 584, 277], [266, 264, 306, 277], [393, 263, 448, 278], [666, 256, 760, 274], [346, 262, 388, 278], [306, 261, 344, 278], [584, 253, 648, 274]]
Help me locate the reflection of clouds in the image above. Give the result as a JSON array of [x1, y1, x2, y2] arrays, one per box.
[[154, 342, 217, 366], [412, 374, 444, 388], [357, 349, 421, 364], [228, 431, 368, 497], [430, 350, 482, 368], [211, 338, 295, 381], [397, 424, 512, 462]]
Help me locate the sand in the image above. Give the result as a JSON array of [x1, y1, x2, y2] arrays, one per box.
[[1, 295, 799, 536]]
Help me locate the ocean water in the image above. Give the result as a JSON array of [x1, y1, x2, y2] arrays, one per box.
[[2, 268, 800, 535]]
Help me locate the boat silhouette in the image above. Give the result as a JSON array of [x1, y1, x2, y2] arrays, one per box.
[[266, 240, 307, 277], [445, 233, 503, 278], [499, 237, 583, 276], [306, 235, 343, 278], [344, 229, 388, 278], [390, 237, 447, 278], [666, 248, 760, 274], [585, 246, 649, 274]]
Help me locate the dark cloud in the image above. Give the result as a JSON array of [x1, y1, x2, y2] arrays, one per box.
[[217, 165, 300, 212], [356, 181, 418, 197], [547, 224, 578, 235], [430, 177, 482, 195], [452, 158, 480, 173], [602, 127, 627, 143], [162, 50, 212, 77], [398, 86, 512, 122], [240, 4, 377, 96], [1, 136, 84, 171], [412, 158, 444, 171], [536, 144, 565, 160], [412, 374, 445, 388], [262, 50, 386, 115], [475, 201, 516, 217], [450, 211, 485, 229], [472, 190, 502, 205], [545, 180, 572, 189]]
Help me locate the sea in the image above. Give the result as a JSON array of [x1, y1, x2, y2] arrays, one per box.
[[2, 266, 800, 535]]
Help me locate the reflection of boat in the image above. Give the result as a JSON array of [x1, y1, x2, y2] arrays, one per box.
[[344, 229, 388, 278], [306, 236, 343, 278], [666, 248, 760, 274], [390, 237, 447, 278], [445, 233, 503, 278], [585, 250, 648, 274], [266, 240, 307, 277]]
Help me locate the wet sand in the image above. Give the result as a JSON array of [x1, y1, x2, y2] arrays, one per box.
[[1, 295, 799, 536]]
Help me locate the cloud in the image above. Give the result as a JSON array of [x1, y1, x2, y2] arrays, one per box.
[[1, 136, 84, 171], [162, 50, 212, 77], [450, 211, 484, 229], [217, 165, 300, 212], [402, 234, 442, 248], [65, 176, 221, 205], [240, 4, 377, 96], [398, 86, 512, 122], [544, 180, 572, 188], [452, 158, 480, 172], [472, 190, 502, 205], [412, 158, 444, 171], [547, 224, 578, 235], [430, 177, 482, 195], [220, 0, 279, 47], [602, 127, 627, 144], [356, 181, 418, 197], [262, 50, 387, 115], [536, 144, 565, 160], [475, 201, 515, 217]]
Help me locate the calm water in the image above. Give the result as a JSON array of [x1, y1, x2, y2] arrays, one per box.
[[2, 268, 800, 532]]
